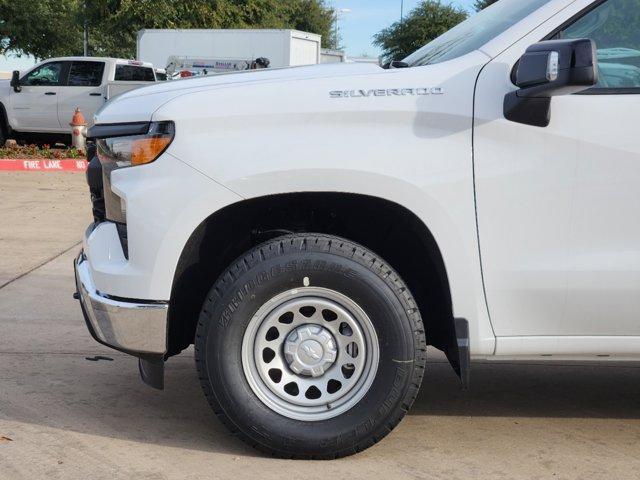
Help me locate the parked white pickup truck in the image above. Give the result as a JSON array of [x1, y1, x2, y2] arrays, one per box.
[[74, 0, 640, 459], [0, 57, 156, 144]]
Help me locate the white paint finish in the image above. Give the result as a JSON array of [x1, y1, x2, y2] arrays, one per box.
[[94, 62, 381, 124], [83, 222, 127, 271], [86, 0, 640, 360], [474, 0, 640, 337], [495, 336, 640, 358], [10, 84, 60, 130], [94, 54, 499, 354], [475, 65, 576, 336], [86, 153, 241, 300], [151, 51, 496, 355], [562, 94, 640, 335]]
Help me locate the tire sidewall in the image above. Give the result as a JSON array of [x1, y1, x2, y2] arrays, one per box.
[[198, 242, 419, 455]]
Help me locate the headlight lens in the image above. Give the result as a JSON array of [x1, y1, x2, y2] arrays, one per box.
[[95, 121, 174, 225], [97, 121, 174, 168]]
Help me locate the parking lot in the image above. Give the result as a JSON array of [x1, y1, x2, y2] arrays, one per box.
[[1, 171, 640, 479]]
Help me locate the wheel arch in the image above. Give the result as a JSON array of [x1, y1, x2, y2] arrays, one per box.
[[166, 191, 465, 377]]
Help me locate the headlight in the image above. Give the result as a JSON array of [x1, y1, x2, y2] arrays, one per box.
[[93, 121, 174, 225], [96, 121, 174, 169]]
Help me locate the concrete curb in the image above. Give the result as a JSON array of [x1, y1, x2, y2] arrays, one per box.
[[0, 158, 88, 172]]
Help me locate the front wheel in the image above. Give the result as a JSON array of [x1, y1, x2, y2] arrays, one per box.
[[195, 234, 426, 459]]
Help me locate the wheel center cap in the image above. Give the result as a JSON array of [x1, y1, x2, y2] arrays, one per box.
[[299, 339, 324, 364], [284, 324, 337, 377]]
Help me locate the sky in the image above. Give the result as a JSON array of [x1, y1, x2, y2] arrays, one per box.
[[334, 0, 477, 57], [0, 0, 477, 71]]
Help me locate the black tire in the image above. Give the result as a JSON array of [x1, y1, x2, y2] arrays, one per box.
[[194, 234, 427, 459], [0, 121, 6, 146]]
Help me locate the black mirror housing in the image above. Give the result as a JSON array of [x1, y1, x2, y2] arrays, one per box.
[[504, 38, 598, 127], [515, 38, 597, 96], [382, 60, 409, 69], [10, 70, 21, 92]]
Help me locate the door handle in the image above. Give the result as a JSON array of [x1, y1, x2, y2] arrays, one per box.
[[44, 92, 56, 96], [89, 93, 102, 96]]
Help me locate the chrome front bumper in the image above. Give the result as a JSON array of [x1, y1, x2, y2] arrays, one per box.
[[74, 252, 168, 356]]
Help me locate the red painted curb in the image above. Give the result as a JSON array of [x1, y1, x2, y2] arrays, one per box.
[[0, 158, 88, 172]]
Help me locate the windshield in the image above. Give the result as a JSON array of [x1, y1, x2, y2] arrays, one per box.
[[403, 0, 555, 66]]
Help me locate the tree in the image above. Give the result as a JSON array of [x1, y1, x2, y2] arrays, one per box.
[[286, 0, 337, 49], [92, 0, 336, 57], [474, 0, 499, 11], [0, 0, 336, 60], [373, 0, 467, 62], [0, 0, 82, 60], [86, 0, 229, 58]]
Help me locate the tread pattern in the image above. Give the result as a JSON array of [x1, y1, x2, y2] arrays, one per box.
[[194, 233, 427, 459]]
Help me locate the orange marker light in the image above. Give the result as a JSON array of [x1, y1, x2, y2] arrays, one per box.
[[131, 136, 172, 166]]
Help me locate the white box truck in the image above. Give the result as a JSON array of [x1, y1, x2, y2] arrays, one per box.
[[136, 29, 322, 72]]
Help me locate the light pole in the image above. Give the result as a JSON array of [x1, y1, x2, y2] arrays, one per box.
[[333, 8, 351, 50], [401, 0, 404, 21], [83, 0, 89, 56]]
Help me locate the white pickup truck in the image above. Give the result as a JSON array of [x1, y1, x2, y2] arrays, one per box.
[[74, 0, 640, 459], [0, 57, 157, 144]]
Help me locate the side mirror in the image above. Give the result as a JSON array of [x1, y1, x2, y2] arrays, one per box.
[[382, 60, 409, 69], [10, 70, 21, 92], [504, 38, 598, 127]]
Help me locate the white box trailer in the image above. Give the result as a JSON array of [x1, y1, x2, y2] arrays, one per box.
[[320, 49, 347, 64], [137, 29, 322, 71]]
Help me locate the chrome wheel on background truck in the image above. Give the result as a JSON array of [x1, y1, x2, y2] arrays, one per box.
[[195, 234, 427, 459]]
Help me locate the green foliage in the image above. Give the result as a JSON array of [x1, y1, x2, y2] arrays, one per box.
[[373, 0, 468, 62], [0, 0, 335, 60], [0, 142, 85, 159], [0, 0, 83, 59], [474, 0, 499, 11], [287, 0, 337, 49]]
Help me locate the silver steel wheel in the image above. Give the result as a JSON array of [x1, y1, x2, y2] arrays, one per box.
[[242, 287, 379, 421]]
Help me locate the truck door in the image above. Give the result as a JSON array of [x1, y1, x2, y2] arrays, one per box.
[[11, 61, 66, 132], [474, 0, 640, 340], [58, 61, 106, 127]]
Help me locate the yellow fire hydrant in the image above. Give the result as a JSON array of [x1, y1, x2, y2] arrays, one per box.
[[70, 108, 88, 153]]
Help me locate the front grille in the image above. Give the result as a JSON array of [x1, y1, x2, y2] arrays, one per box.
[[102, 162, 126, 224], [85, 143, 106, 224], [85, 141, 128, 259]]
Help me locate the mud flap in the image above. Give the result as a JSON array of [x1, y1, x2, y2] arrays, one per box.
[[454, 318, 470, 390], [139, 356, 165, 390], [443, 318, 470, 390]]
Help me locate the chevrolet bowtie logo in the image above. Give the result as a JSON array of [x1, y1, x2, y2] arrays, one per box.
[[301, 343, 322, 360]]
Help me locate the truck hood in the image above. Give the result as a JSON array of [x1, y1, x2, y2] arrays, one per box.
[[95, 63, 382, 124]]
